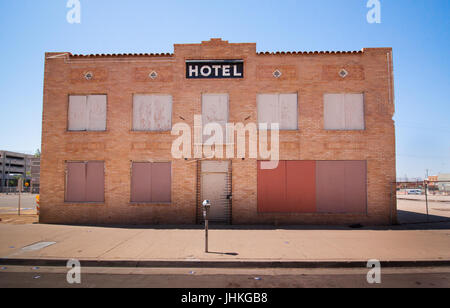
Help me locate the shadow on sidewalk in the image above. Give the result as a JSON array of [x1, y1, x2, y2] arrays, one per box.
[[37, 220, 450, 231], [397, 209, 450, 228], [206, 251, 239, 256]]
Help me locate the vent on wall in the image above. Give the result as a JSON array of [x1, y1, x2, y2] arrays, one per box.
[[84, 72, 93, 80], [273, 69, 282, 78], [149, 71, 158, 79], [339, 69, 348, 78]]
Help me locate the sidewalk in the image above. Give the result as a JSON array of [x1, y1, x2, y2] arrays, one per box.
[[1, 222, 450, 267]]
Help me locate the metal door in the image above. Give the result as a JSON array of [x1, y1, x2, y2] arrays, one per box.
[[200, 161, 230, 223]]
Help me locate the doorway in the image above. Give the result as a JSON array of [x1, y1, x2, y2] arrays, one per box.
[[199, 161, 231, 224]]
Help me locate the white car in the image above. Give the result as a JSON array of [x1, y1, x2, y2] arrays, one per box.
[[407, 189, 422, 195]]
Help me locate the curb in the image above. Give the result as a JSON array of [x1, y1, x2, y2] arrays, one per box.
[[1, 258, 449, 269]]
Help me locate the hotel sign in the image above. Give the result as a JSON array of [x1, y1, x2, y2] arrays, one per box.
[[186, 60, 244, 79]]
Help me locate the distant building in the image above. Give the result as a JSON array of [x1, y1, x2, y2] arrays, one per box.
[[0, 151, 34, 192], [30, 157, 41, 193], [437, 174, 450, 193], [426, 175, 439, 192]]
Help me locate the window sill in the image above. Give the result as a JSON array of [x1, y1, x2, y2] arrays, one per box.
[[66, 130, 108, 133], [130, 130, 172, 134], [64, 202, 105, 206], [324, 129, 366, 132], [257, 212, 368, 215], [257, 128, 300, 132], [129, 202, 172, 206]]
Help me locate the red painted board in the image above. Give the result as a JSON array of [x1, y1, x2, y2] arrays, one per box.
[[257, 161, 286, 213], [66, 162, 86, 202], [316, 161, 346, 213], [286, 161, 316, 213], [131, 162, 152, 203], [86, 162, 105, 202], [344, 161, 367, 213], [151, 162, 172, 203]]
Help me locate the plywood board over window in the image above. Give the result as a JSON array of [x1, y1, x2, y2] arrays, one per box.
[[257, 161, 286, 213], [285, 161, 316, 213], [66, 162, 86, 202], [202, 94, 229, 143], [68, 96, 88, 131], [258, 160, 366, 214], [131, 162, 152, 203], [257, 93, 298, 130], [316, 161, 367, 213], [68, 95, 107, 131], [324, 93, 365, 130], [87, 95, 107, 131], [257, 161, 316, 213], [131, 162, 171, 203], [66, 161, 105, 203], [133, 94, 172, 131]]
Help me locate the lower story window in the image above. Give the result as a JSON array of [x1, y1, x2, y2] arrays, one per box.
[[257, 160, 367, 214], [66, 161, 105, 203], [131, 162, 171, 203]]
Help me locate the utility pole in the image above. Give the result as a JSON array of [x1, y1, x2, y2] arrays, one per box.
[[18, 177, 22, 216], [5, 161, 9, 195]]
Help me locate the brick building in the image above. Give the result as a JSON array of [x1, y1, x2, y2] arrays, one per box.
[[40, 39, 396, 225]]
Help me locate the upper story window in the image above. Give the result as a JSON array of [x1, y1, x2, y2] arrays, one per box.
[[202, 93, 229, 144], [324, 94, 365, 130], [257, 93, 298, 130], [68, 95, 107, 131], [133, 94, 172, 131]]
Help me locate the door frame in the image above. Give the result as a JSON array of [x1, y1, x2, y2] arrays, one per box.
[[196, 160, 232, 224]]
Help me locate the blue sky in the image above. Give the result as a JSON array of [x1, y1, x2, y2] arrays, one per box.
[[0, 0, 448, 179]]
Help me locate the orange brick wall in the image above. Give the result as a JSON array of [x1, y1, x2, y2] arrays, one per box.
[[40, 39, 396, 225]]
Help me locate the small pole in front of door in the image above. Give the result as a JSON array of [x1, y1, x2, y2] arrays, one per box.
[[202, 200, 211, 253]]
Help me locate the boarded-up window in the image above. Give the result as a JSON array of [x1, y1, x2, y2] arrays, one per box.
[[316, 161, 367, 213], [133, 95, 172, 131], [257, 93, 298, 130], [202, 94, 229, 143], [286, 161, 317, 213], [258, 160, 366, 214], [68, 95, 107, 131], [66, 161, 104, 202], [324, 94, 365, 130], [257, 161, 316, 213], [131, 162, 171, 203], [257, 161, 286, 213]]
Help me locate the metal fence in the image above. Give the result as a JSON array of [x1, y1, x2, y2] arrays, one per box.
[[0, 187, 39, 194], [395, 181, 450, 224]]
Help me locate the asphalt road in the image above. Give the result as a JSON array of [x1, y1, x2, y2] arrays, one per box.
[[0, 266, 449, 288], [0, 194, 37, 213]]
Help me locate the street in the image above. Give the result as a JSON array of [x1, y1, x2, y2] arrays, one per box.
[[0, 266, 449, 288], [0, 193, 37, 213]]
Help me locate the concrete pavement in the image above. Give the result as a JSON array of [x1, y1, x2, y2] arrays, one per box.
[[0, 223, 449, 266]]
